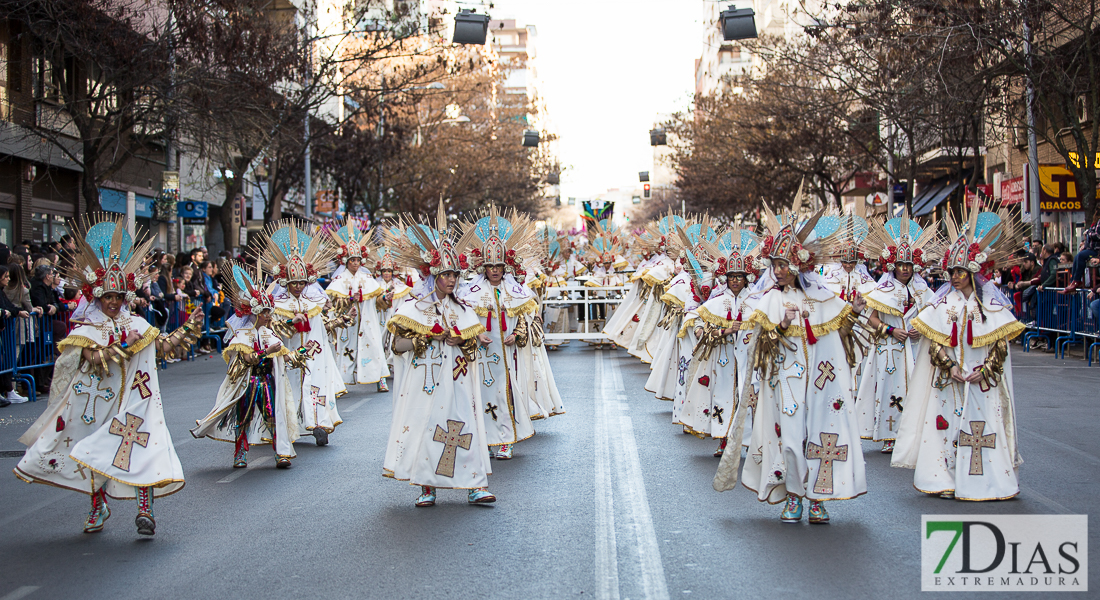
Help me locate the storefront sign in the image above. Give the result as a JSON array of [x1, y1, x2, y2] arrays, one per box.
[[1038, 164, 1091, 211], [1000, 176, 1025, 205], [177, 200, 208, 219], [964, 184, 993, 207]]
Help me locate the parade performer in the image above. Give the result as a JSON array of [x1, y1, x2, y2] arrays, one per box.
[[604, 219, 673, 353], [582, 220, 626, 344], [257, 221, 348, 447], [192, 259, 304, 468], [327, 220, 390, 391], [15, 214, 201, 536], [538, 229, 572, 349], [892, 202, 1026, 501], [713, 191, 869, 524], [628, 214, 683, 363], [382, 202, 496, 506], [854, 215, 943, 452], [679, 228, 761, 457], [645, 219, 717, 417], [821, 216, 877, 301], [375, 242, 415, 371], [457, 208, 540, 459]]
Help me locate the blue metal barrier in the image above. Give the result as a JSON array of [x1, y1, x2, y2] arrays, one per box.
[[198, 300, 224, 354], [7, 312, 65, 402]]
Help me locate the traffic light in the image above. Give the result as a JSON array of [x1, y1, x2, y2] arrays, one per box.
[[643, 184, 651, 199]]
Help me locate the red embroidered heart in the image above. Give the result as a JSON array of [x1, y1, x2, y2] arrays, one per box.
[[631, 314, 640, 322], [774, 423, 782, 438], [698, 375, 710, 387], [936, 415, 949, 430], [56, 416, 65, 432]]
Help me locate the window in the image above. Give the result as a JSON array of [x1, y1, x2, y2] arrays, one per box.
[[0, 208, 12, 245], [31, 212, 68, 243]]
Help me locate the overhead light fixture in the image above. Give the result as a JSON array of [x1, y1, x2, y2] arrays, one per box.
[[719, 5, 757, 41], [649, 129, 666, 146], [523, 130, 540, 147], [453, 9, 490, 45], [639, 171, 650, 182]]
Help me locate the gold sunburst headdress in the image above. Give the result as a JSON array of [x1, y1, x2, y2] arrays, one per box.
[[383, 200, 477, 277], [862, 212, 946, 272], [940, 199, 1027, 276], [461, 205, 538, 275], [256, 219, 336, 286], [757, 180, 839, 272], [583, 218, 624, 266], [221, 258, 276, 317], [700, 227, 762, 284], [66, 212, 155, 303], [329, 218, 374, 265], [636, 211, 687, 260]]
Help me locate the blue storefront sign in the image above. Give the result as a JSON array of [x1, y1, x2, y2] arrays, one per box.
[[176, 200, 208, 220], [99, 188, 154, 218]]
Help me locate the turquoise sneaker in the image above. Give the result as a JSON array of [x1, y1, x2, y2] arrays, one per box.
[[780, 494, 803, 523], [416, 486, 436, 507], [83, 490, 110, 533], [468, 488, 496, 504], [808, 499, 829, 524]]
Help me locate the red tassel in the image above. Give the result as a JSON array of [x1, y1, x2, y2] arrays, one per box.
[[950, 321, 958, 347], [453, 325, 461, 337], [840, 289, 846, 301], [500, 311, 508, 332], [486, 310, 492, 332], [736, 310, 742, 321], [966, 318, 973, 346], [804, 318, 817, 345], [405, 275, 413, 287], [726, 309, 732, 321]]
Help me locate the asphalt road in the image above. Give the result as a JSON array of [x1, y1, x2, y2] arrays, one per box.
[[0, 343, 1096, 599]]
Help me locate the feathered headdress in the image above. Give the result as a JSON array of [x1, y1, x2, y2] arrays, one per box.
[[374, 246, 398, 272], [673, 222, 719, 303], [462, 205, 537, 275], [941, 199, 1027, 276], [814, 212, 870, 264], [862, 211, 946, 272], [636, 211, 686, 258], [757, 180, 838, 273], [65, 213, 155, 303], [256, 219, 336, 286], [700, 227, 762, 284], [221, 258, 276, 317], [329, 218, 373, 265], [383, 200, 476, 277], [584, 218, 624, 265]]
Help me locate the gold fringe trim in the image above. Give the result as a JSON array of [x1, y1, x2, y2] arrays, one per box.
[[659, 293, 685, 309], [972, 320, 1026, 347], [507, 298, 538, 317], [386, 314, 433, 336], [743, 304, 852, 339], [696, 305, 734, 328], [128, 326, 159, 354], [221, 343, 291, 363], [641, 272, 663, 287], [273, 305, 324, 319], [612, 259, 628, 269], [584, 280, 601, 288], [326, 287, 383, 301], [58, 335, 101, 350], [865, 297, 903, 317], [455, 322, 486, 340], [629, 268, 649, 282], [392, 287, 412, 300], [911, 317, 952, 347]]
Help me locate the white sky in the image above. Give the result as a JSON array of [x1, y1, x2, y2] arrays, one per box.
[[486, 0, 705, 200]]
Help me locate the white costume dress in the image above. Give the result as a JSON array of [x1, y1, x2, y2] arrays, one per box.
[[645, 272, 700, 418], [854, 272, 933, 441], [327, 268, 389, 385], [458, 275, 539, 447], [678, 287, 755, 441], [895, 285, 1024, 500], [715, 276, 867, 504], [273, 286, 346, 436], [383, 292, 493, 489], [16, 309, 186, 500], [191, 324, 298, 459], [629, 258, 676, 363]]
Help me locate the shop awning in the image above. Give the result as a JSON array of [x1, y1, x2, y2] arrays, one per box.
[[913, 181, 959, 216]]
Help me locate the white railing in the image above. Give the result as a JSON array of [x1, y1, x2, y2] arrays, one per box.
[[540, 283, 632, 341]]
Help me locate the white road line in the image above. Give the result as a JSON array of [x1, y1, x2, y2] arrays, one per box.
[[0, 586, 39, 600], [596, 350, 669, 600], [343, 397, 371, 413], [594, 351, 620, 600], [1019, 427, 1100, 466], [216, 456, 272, 483]]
